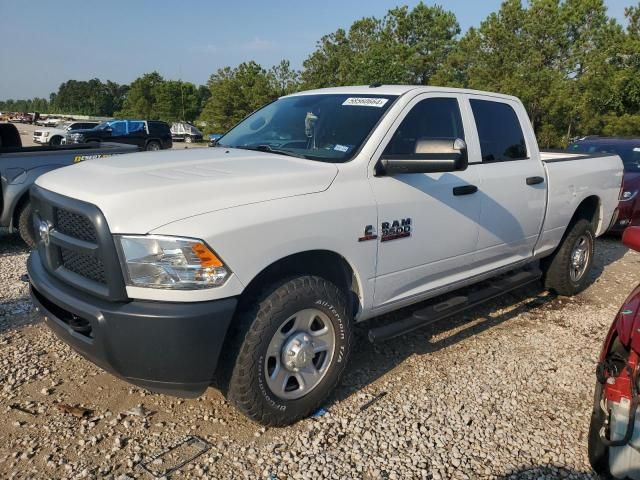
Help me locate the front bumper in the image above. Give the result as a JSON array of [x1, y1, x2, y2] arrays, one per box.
[[28, 251, 237, 397]]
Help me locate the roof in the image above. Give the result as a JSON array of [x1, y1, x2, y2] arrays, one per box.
[[286, 85, 521, 102]]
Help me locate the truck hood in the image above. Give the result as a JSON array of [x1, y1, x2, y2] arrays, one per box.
[[36, 147, 338, 233]]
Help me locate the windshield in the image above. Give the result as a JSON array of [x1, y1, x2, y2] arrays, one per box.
[[218, 94, 397, 162], [569, 142, 640, 172]]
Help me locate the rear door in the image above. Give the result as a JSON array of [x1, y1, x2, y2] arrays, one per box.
[[466, 96, 546, 269]]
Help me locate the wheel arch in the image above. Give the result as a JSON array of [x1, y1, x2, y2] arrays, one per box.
[[11, 191, 31, 230], [571, 195, 601, 232], [237, 249, 363, 318]]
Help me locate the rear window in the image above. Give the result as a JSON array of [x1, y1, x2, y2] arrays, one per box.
[[470, 99, 527, 162], [149, 122, 170, 134]]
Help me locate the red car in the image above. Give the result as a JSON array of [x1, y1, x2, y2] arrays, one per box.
[[589, 226, 640, 479], [569, 138, 640, 233]]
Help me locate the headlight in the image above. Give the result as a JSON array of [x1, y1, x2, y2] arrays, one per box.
[[43, 132, 49, 137], [69, 133, 84, 142], [116, 235, 230, 289], [621, 190, 637, 201]]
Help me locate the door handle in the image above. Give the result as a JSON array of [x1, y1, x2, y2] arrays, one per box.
[[452, 185, 478, 196], [526, 176, 544, 185]]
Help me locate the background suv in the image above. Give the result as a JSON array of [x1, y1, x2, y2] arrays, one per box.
[[63, 119, 172, 151]]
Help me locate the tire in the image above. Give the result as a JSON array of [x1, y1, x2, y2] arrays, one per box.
[[48, 136, 62, 146], [17, 201, 36, 248], [146, 140, 161, 151], [185, 135, 192, 143], [226, 275, 353, 426], [542, 218, 595, 296]]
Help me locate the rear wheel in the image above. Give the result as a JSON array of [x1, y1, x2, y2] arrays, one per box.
[[146, 140, 161, 151], [542, 218, 595, 296], [17, 201, 35, 248], [185, 135, 192, 143], [226, 275, 353, 426]]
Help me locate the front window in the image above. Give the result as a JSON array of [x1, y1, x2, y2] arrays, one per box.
[[217, 94, 397, 162]]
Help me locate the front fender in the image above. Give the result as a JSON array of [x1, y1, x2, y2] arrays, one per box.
[[1, 164, 64, 228]]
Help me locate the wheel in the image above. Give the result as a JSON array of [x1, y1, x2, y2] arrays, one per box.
[[226, 275, 353, 426], [17, 201, 36, 248], [185, 135, 192, 143], [48, 136, 62, 146], [146, 140, 161, 151], [542, 218, 595, 296]]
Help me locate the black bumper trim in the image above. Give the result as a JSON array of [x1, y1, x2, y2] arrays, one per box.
[[28, 251, 237, 397]]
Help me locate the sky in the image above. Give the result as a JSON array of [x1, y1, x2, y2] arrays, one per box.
[[0, 0, 631, 100]]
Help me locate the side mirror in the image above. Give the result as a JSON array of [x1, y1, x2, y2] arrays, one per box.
[[623, 226, 640, 252], [378, 138, 468, 175]]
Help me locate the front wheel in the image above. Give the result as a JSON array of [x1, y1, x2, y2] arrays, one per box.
[[542, 218, 595, 296], [48, 136, 62, 146], [185, 135, 192, 143], [226, 276, 353, 426], [17, 201, 36, 248]]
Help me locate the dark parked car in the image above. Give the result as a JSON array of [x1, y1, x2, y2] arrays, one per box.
[[63, 119, 172, 151], [0, 123, 137, 246], [569, 137, 640, 233]]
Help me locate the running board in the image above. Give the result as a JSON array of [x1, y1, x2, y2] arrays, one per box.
[[367, 268, 542, 343]]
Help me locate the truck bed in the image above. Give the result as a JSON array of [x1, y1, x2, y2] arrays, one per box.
[[534, 150, 623, 257]]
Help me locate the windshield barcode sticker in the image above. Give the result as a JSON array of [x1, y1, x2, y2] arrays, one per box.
[[342, 97, 388, 107]]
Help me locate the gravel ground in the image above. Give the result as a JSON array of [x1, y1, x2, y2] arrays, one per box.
[[0, 230, 637, 479]]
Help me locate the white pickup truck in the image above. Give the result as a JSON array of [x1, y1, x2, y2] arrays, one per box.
[[27, 85, 623, 425]]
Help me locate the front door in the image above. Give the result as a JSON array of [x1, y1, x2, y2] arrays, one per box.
[[369, 94, 482, 310]]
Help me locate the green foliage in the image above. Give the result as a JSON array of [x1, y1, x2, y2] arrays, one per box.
[[198, 61, 285, 133], [51, 78, 128, 115], [3, 1, 640, 143], [435, 0, 640, 145], [301, 2, 459, 88]]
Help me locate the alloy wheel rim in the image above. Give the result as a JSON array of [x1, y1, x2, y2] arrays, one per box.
[[264, 308, 336, 400], [569, 234, 591, 282]]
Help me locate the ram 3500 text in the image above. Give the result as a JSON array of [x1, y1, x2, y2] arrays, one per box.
[[28, 86, 623, 425]]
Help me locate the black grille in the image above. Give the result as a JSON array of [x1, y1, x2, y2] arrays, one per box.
[[55, 208, 97, 242], [60, 248, 106, 284]]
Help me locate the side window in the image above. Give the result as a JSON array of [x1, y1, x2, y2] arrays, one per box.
[[129, 121, 145, 134], [383, 97, 464, 156], [110, 121, 126, 136], [470, 99, 527, 162]]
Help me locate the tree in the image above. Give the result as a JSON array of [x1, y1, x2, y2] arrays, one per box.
[[269, 60, 301, 96], [199, 61, 277, 132], [434, 0, 631, 146], [301, 2, 459, 88], [116, 72, 164, 119]]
